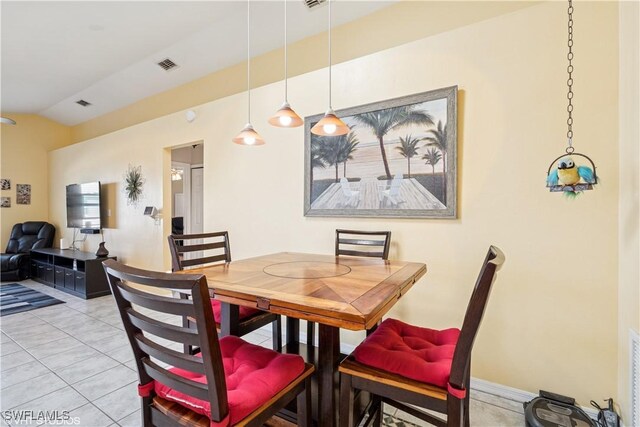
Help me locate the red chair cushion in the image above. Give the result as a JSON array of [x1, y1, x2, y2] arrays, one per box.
[[210, 298, 260, 324], [154, 336, 305, 426], [352, 318, 460, 388]]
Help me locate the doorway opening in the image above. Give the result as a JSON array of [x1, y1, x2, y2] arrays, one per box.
[[171, 143, 204, 240]]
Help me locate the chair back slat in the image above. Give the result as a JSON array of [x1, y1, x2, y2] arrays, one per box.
[[143, 359, 211, 401], [335, 229, 391, 260], [449, 246, 505, 389], [136, 335, 205, 374], [103, 260, 229, 422], [338, 238, 387, 247], [126, 309, 201, 346], [338, 249, 385, 258], [118, 282, 196, 317], [180, 254, 228, 268], [168, 231, 231, 272], [177, 241, 226, 253]]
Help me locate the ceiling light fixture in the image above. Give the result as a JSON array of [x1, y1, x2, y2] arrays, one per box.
[[233, 0, 265, 146], [311, 0, 348, 137], [0, 117, 16, 125], [268, 0, 302, 128], [171, 168, 184, 181]]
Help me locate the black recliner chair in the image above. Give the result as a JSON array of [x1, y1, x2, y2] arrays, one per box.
[[1, 222, 55, 281]]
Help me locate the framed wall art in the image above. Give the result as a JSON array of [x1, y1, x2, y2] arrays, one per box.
[[1, 197, 10, 208], [304, 86, 457, 218], [0, 179, 10, 190], [16, 184, 31, 205]]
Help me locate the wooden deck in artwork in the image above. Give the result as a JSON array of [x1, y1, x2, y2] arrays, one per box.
[[310, 177, 446, 210]]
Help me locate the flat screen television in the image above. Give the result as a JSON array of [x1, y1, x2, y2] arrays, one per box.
[[66, 182, 102, 233]]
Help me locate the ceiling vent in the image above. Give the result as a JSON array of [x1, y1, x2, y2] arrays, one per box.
[[304, 0, 326, 9], [76, 100, 91, 107], [157, 58, 179, 71]]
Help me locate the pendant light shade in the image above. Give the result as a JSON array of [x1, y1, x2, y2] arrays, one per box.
[[269, 102, 303, 127], [311, 0, 347, 137], [310, 109, 349, 136], [234, 0, 265, 145], [233, 123, 265, 146], [269, 0, 302, 128], [0, 117, 16, 125]]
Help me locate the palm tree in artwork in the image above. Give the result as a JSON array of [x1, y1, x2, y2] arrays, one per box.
[[353, 106, 434, 180], [340, 131, 359, 178], [422, 147, 443, 174], [422, 120, 448, 198], [310, 137, 326, 187], [395, 134, 421, 178], [317, 135, 344, 183]]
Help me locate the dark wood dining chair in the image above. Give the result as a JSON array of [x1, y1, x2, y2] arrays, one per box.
[[305, 229, 392, 346], [103, 259, 314, 427], [338, 246, 505, 427], [168, 231, 282, 353]]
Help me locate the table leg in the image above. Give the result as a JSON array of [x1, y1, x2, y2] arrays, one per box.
[[220, 302, 240, 337], [318, 324, 340, 427], [286, 317, 300, 346]]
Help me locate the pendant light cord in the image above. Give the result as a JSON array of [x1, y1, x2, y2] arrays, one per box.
[[247, 0, 251, 123], [284, 0, 288, 102], [328, 0, 332, 110], [566, 0, 574, 153]]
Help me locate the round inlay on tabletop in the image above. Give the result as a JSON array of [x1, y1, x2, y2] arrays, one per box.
[[263, 261, 352, 279]]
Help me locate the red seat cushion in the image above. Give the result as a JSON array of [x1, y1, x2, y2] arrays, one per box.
[[210, 298, 260, 324], [352, 318, 460, 388], [154, 336, 304, 426]]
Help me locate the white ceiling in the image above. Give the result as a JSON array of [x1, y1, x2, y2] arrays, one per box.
[[1, 1, 393, 126]]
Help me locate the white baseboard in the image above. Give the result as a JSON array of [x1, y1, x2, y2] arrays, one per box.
[[471, 378, 599, 419]]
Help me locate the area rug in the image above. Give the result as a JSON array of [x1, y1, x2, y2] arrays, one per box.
[[0, 283, 65, 316]]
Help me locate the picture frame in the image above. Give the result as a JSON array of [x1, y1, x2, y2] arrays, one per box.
[[16, 184, 31, 205], [1, 197, 11, 208], [0, 179, 10, 190], [304, 85, 457, 218]]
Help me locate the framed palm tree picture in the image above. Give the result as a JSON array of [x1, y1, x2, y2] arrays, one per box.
[[304, 85, 457, 218]]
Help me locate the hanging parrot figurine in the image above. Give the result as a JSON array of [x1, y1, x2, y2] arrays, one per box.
[[547, 157, 596, 196]]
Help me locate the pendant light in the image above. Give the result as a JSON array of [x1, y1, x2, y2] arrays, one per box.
[[310, 0, 349, 137], [0, 117, 16, 125], [268, 0, 302, 128], [233, 0, 265, 146]]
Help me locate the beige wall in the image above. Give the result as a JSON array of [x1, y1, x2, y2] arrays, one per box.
[[0, 114, 70, 248], [617, 0, 640, 422], [48, 2, 619, 405]]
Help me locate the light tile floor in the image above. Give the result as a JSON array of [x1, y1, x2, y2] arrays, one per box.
[[0, 280, 525, 426]]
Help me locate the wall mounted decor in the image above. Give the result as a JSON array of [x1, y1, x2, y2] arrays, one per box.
[[0, 179, 10, 190], [124, 164, 144, 206], [304, 86, 457, 218], [1, 197, 10, 208], [546, 0, 598, 197], [16, 184, 31, 205]]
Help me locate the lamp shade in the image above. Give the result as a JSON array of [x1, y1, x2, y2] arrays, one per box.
[[0, 117, 16, 125], [268, 102, 303, 128], [310, 110, 349, 136], [232, 123, 265, 146]]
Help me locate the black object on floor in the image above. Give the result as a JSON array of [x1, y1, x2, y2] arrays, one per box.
[[524, 390, 596, 427], [0, 283, 65, 316]]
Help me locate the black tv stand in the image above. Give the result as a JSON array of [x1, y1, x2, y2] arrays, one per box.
[[30, 248, 116, 299]]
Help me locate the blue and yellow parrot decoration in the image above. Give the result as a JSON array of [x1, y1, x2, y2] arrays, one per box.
[[547, 157, 596, 196]]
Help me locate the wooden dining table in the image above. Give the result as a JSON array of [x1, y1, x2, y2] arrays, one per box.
[[182, 252, 426, 427]]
